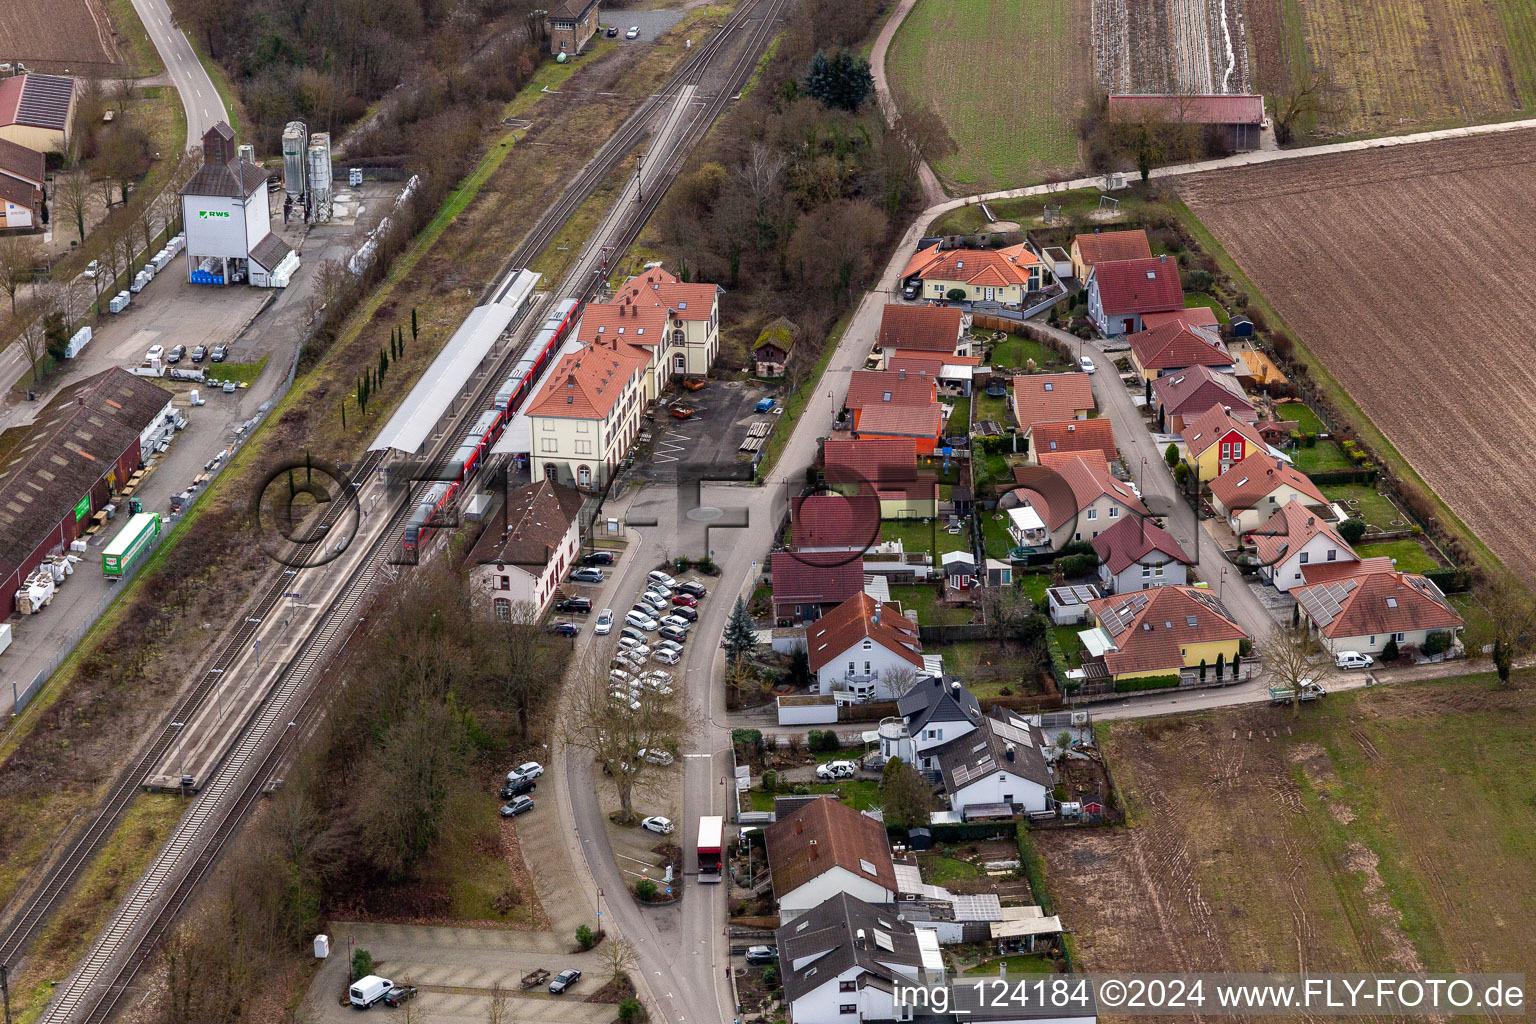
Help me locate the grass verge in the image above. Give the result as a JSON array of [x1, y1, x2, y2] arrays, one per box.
[[106, 0, 166, 76], [757, 308, 847, 478]]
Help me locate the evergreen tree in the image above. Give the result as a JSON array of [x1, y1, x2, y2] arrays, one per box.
[[805, 49, 873, 112], [411, 307, 419, 340], [723, 596, 757, 665]]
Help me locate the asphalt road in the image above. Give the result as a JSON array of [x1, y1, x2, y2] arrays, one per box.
[[130, 0, 228, 144]]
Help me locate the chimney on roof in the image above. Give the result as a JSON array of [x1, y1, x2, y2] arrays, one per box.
[[950, 681, 961, 694], [1223, 405, 1231, 414], [856, 929, 866, 949], [809, 840, 819, 860], [1160, 254, 1168, 263], [1005, 743, 1016, 762], [872, 604, 881, 626], [796, 819, 803, 835], [1307, 516, 1315, 527]]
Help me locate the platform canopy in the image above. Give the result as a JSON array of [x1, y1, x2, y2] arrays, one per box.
[[490, 412, 533, 457], [370, 304, 515, 455]]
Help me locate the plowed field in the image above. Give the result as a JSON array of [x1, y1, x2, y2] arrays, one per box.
[[1177, 129, 1536, 582], [0, 0, 122, 73], [1092, 0, 1253, 94], [1038, 675, 1536, 980]]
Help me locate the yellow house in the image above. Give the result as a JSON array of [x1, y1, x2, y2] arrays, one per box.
[[902, 242, 1043, 304], [1182, 404, 1270, 483], [1069, 229, 1152, 282], [525, 337, 650, 490], [0, 75, 76, 156], [1080, 585, 1248, 683]]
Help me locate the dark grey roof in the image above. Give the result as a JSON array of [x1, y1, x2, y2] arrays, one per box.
[[249, 232, 293, 271], [773, 793, 838, 817], [931, 711, 1053, 794], [547, 0, 600, 18], [181, 158, 268, 199], [468, 478, 584, 570], [898, 675, 982, 736], [775, 892, 923, 1003], [0, 369, 170, 577], [10, 74, 74, 131]]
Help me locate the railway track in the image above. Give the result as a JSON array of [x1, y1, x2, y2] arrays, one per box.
[[22, 3, 788, 1019]]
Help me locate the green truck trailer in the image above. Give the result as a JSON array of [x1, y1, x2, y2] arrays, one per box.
[[102, 512, 161, 578]]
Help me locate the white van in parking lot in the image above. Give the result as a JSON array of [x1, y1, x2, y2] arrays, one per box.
[[350, 975, 394, 1008]]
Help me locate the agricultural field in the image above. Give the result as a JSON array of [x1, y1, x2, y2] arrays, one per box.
[[0, 0, 122, 73], [886, 0, 1090, 190], [1178, 129, 1536, 583], [1036, 674, 1536, 979], [1269, 0, 1536, 137], [1092, 0, 1253, 95]]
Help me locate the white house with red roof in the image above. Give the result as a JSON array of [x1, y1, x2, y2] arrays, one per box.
[[610, 263, 721, 377], [1210, 452, 1330, 532], [807, 593, 928, 701], [1080, 585, 1249, 685], [1086, 255, 1184, 336], [1091, 514, 1192, 594], [1248, 498, 1358, 592], [1006, 454, 1147, 550], [1126, 320, 1235, 382], [901, 243, 1044, 306], [1293, 564, 1463, 657], [525, 337, 650, 490], [875, 304, 968, 358]]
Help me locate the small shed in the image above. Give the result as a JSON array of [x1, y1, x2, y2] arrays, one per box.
[[753, 317, 798, 377], [985, 558, 1013, 586], [908, 827, 933, 851], [942, 550, 977, 589], [1229, 316, 1254, 337], [1046, 584, 1102, 626], [1042, 246, 1072, 281]]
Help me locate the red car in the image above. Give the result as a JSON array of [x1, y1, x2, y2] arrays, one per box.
[[672, 593, 698, 608]]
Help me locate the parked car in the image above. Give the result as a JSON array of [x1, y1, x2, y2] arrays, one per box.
[[556, 597, 592, 613], [605, 24, 618, 36], [677, 581, 707, 599], [610, 668, 634, 684], [620, 626, 649, 645], [653, 648, 681, 666], [516, 761, 544, 778], [615, 650, 646, 670], [646, 582, 673, 599], [656, 639, 684, 656], [755, 398, 776, 413], [570, 567, 605, 584], [584, 550, 615, 565], [595, 608, 614, 635], [642, 815, 675, 834], [222, 380, 237, 393], [501, 775, 536, 798], [672, 593, 698, 608], [191, 345, 207, 363], [500, 795, 534, 816], [658, 625, 687, 643], [745, 946, 779, 965], [641, 595, 669, 616], [902, 281, 920, 300], [1335, 651, 1374, 670], [1078, 355, 1096, 374], [670, 606, 698, 623], [816, 760, 858, 780], [647, 570, 678, 589], [166, 344, 187, 364], [383, 984, 418, 1007], [619, 636, 651, 655], [638, 747, 674, 766], [549, 969, 582, 994], [145, 344, 165, 362], [83, 260, 101, 280], [624, 25, 639, 38], [548, 621, 579, 637], [210, 345, 228, 362], [659, 615, 692, 632]]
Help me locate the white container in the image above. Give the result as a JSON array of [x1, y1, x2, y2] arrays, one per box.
[[110, 291, 130, 313], [64, 325, 92, 358], [130, 271, 149, 294], [0, 622, 12, 655], [47, 560, 64, 582], [313, 934, 329, 958]]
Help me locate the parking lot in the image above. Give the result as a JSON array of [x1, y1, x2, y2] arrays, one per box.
[[632, 380, 779, 483]]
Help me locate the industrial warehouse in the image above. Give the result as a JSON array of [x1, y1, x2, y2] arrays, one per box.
[[0, 368, 176, 620], [179, 122, 298, 287]]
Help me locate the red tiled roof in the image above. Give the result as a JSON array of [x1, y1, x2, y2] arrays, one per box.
[[1248, 498, 1356, 566], [1107, 94, 1266, 126], [844, 369, 938, 410], [614, 265, 718, 321], [1087, 586, 1248, 676], [1183, 405, 1268, 459], [1209, 451, 1327, 511], [1092, 257, 1184, 316], [765, 796, 896, 899], [876, 305, 963, 353], [824, 438, 919, 488], [856, 402, 942, 440], [770, 552, 865, 606], [525, 337, 649, 420], [792, 493, 880, 550], [902, 243, 1041, 288], [1011, 372, 1095, 430], [886, 353, 979, 377], [0, 138, 45, 186], [806, 592, 923, 672], [1151, 364, 1251, 420], [1300, 556, 1395, 587], [1035, 450, 1108, 475], [1294, 571, 1462, 640], [468, 478, 584, 568], [1128, 321, 1233, 371], [576, 302, 670, 348], [1011, 454, 1144, 530], [1091, 514, 1192, 574], [1028, 418, 1117, 463], [1072, 230, 1152, 268], [1143, 306, 1220, 329]]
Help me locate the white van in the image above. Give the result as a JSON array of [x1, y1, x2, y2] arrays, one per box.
[[349, 974, 394, 1008]]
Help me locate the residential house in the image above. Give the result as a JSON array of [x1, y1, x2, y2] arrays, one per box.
[[0, 137, 45, 231], [854, 402, 943, 453], [1249, 498, 1358, 592], [807, 593, 927, 702], [544, 0, 600, 53], [792, 493, 880, 554], [875, 304, 967, 358], [1069, 229, 1152, 282], [754, 316, 797, 377], [1086, 255, 1184, 336], [526, 336, 650, 489], [891, 676, 982, 771], [1010, 372, 1095, 432], [765, 797, 897, 922], [1025, 418, 1117, 466], [0, 74, 76, 155], [1150, 364, 1252, 433], [1126, 321, 1235, 382], [1007, 454, 1147, 549], [1182, 404, 1269, 483], [468, 478, 585, 617], [574, 302, 672, 401], [1106, 94, 1266, 151], [1080, 585, 1249, 684], [772, 551, 867, 624], [1091, 514, 1192, 594], [1142, 306, 1220, 330], [885, 352, 978, 396], [1294, 565, 1463, 656], [775, 893, 934, 1024], [901, 242, 1044, 305], [1209, 452, 1330, 533], [613, 263, 722, 377], [931, 709, 1053, 817], [823, 438, 939, 520], [843, 369, 938, 432]]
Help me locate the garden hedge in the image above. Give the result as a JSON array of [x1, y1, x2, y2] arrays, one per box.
[[1112, 674, 1181, 693]]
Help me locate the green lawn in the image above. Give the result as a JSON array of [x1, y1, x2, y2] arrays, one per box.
[[1182, 292, 1231, 323], [750, 780, 882, 813], [987, 334, 1069, 373], [209, 355, 270, 384], [946, 396, 970, 438], [1321, 483, 1404, 531], [975, 453, 1015, 493], [1291, 440, 1354, 474], [980, 508, 1017, 558], [882, 519, 969, 556], [918, 853, 983, 885], [1276, 402, 1326, 434], [1019, 573, 1050, 606], [891, 584, 974, 626], [973, 390, 1012, 429], [1355, 540, 1440, 574], [1053, 625, 1085, 669], [968, 955, 1056, 975]]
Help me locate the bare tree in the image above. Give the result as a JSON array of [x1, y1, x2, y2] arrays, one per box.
[[18, 317, 48, 386], [1467, 573, 1536, 688], [54, 171, 92, 244], [478, 601, 559, 739], [485, 983, 509, 1024], [1268, 623, 1327, 718], [109, 77, 137, 122], [0, 235, 39, 313], [884, 665, 922, 698], [599, 936, 639, 988], [35, 279, 84, 340], [562, 657, 688, 823], [1274, 69, 1338, 145]]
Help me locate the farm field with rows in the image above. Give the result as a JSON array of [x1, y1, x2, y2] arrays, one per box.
[[1177, 128, 1536, 583], [0, 0, 123, 73]]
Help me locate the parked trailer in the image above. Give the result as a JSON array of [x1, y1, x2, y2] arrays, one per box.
[[102, 512, 161, 578], [1269, 682, 1326, 705], [696, 815, 724, 883]]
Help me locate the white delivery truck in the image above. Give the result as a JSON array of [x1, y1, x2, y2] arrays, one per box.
[[0, 622, 11, 656], [349, 975, 393, 1009]]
